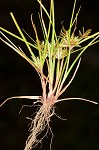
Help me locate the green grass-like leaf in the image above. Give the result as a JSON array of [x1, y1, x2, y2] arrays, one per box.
[[0, 0, 99, 104]]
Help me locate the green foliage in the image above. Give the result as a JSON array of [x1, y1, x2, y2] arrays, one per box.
[[0, 0, 99, 102], [0, 0, 99, 149]]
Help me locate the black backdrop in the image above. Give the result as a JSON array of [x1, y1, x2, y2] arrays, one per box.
[[0, 0, 99, 150]]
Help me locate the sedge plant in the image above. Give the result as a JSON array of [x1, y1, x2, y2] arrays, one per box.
[[0, 0, 99, 150]]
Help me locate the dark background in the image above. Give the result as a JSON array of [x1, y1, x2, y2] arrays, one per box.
[[0, 0, 99, 150]]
